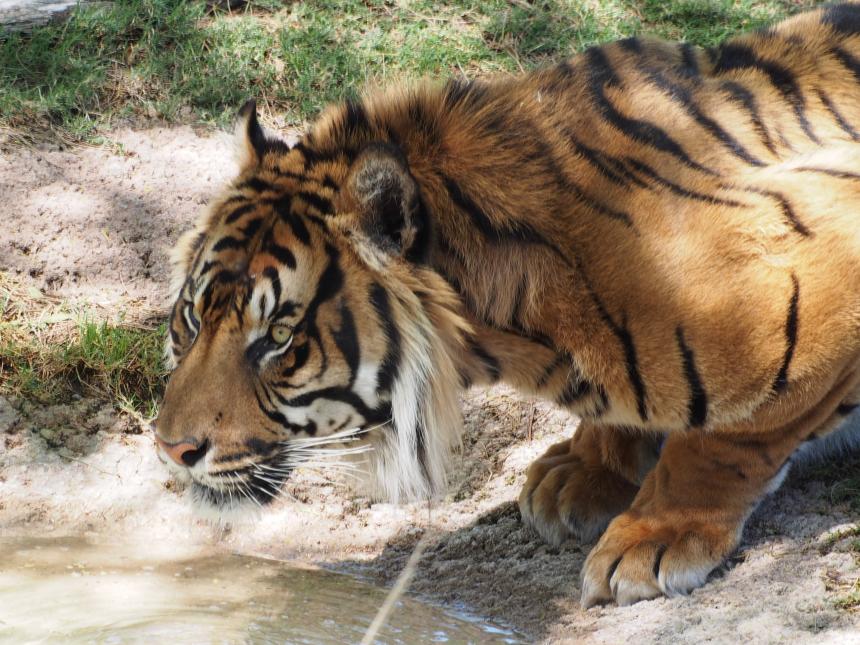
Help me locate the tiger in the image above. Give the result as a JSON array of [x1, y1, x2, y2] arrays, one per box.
[[154, 3, 860, 606]]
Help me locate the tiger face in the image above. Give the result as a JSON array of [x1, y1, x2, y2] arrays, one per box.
[[154, 101, 466, 517]]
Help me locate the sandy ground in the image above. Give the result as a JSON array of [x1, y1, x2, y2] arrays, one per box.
[[3, 127, 860, 643]]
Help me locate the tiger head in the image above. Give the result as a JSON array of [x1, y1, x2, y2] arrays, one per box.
[[154, 100, 469, 519]]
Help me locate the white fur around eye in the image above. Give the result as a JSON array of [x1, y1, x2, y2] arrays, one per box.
[[271, 324, 293, 345]]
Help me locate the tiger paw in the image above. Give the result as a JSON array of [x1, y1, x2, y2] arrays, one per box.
[[580, 511, 737, 607], [518, 436, 639, 546]]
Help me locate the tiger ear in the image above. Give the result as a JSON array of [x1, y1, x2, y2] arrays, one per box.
[[235, 99, 290, 169], [342, 143, 428, 261]]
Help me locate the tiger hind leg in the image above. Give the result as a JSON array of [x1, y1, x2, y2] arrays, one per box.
[[518, 422, 662, 546]]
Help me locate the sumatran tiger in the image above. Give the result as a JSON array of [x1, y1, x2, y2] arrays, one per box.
[[154, 4, 860, 606]]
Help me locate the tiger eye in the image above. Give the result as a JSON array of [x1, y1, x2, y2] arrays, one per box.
[[270, 324, 293, 345]]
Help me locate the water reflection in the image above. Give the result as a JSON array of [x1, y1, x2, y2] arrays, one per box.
[[0, 537, 520, 644]]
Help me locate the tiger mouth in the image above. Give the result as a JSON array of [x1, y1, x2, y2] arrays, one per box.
[[190, 464, 293, 510]]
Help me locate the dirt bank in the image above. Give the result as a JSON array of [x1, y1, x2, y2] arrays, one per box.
[[2, 127, 860, 643]]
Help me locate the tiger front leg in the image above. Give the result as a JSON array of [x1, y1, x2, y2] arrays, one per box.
[[519, 422, 661, 545], [580, 429, 793, 607]]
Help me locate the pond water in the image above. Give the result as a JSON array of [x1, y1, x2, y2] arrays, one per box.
[[0, 537, 520, 644]]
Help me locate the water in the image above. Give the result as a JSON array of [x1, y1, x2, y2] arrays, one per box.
[[0, 537, 520, 644]]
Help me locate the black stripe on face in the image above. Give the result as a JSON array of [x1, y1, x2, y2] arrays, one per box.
[[584, 47, 716, 176], [262, 266, 281, 306], [713, 44, 820, 145], [773, 274, 800, 393], [224, 203, 256, 224], [675, 326, 708, 428], [238, 177, 276, 194], [636, 68, 765, 167], [718, 81, 778, 155], [369, 282, 401, 395], [241, 217, 264, 239], [266, 242, 297, 269], [815, 88, 860, 141], [276, 204, 312, 246], [212, 236, 246, 252], [296, 191, 333, 215], [331, 301, 360, 387]]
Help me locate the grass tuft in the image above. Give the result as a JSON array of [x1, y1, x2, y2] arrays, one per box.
[[0, 0, 822, 141], [0, 274, 166, 417]]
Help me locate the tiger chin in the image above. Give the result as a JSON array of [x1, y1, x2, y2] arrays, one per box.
[[156, 4, 860, 608]]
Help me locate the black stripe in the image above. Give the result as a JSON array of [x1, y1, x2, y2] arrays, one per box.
[[679, 43, 699, 77], [442, 175, 563, 246], [443, 77, 489, 111], [563, 177, 635, 228], [557, 372, 592, 407], [224, 203, 256, 224], [773, 274, 800, 393], [794, 166, 860, 181], [726, 186, 811, 237], [618, 37, 641, 53], [237, 177, 276, 193], [831, 47, 860, 84], [822, 5, 860, 35], [569, 138, 636, 187], [815, 88, 860, 141], [369, 282, 401, 394], [266, 242, 297, 269], [332, 301, 360, 386], [536, 354, 566, 389], [342, 99, 370, 138], [296, 191, 333, 215], [713, 44, 820, 144], [212, 236, 245, 252], [626, 158, 747, 207], [262, 266, 281, 305], [276, 386, 390, 427], [675, 326, 708, 428], [585, 47, 716, 176], [719, 81, 778, 155], [576, 259, 648, 421], [240, 217, 263, 239], [837, 403, 859, 416], [274, 196, 313, 246], [467, 338, 501, 383], [272, 299, 300, 321], [637, 67, 765, 166], [245, 336, 271, 367]]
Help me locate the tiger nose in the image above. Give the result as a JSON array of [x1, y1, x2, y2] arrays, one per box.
[[155, 434, 210, 468]]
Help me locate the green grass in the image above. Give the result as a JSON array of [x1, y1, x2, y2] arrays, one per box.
[[0, 276, 166, 417], [0, 0, 823, 141]]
